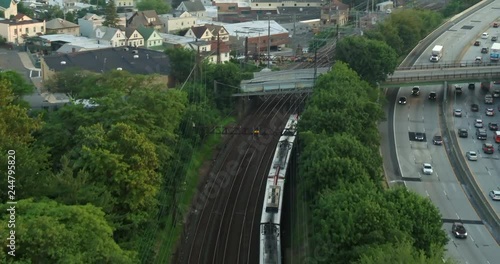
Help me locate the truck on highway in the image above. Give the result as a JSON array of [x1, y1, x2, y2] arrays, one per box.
[[430, 45, 444, 62], [490, 43, 500, 61]]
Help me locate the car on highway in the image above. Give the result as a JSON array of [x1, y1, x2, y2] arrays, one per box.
[[452, 222, 468, 239], [482, 32, 489, 39], [474, 40, 481, 46], [494, 22, 499, 28], [492, 36, 498, 41], [485, 94, 494, 104], [398, 96, 407, 105], [428, 92, 437, 100], [489, 190, 500, 201], [466, 151, 478, 161], [468, 83, 476, 90], [483, 143, 494, 154], [433, 135, 443, 145], [477, 128, 487, 140], [475, 119, 484, 128], [415, 132, 425, 141], [412, 86, 420, 96], [454, 109, 462, 117], [486, 108, 495, 116], [475, 56, 482, 63], [458, 128, 468, 138], [471, 103, 479, 112], [494, 89, 500, 98], [489, 122, 498, 131], [482, 47, 489, 53], [454, 85, 463, 94], [422, 163, 433, 175]]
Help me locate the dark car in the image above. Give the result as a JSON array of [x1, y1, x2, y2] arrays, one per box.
[[481, 47, 489, 54], [428, 92, 437, 100], [412, 86, 420, 96], [476, 128, 487, 140], [494, 22, 499, 28], [432, 135, 443, 145], [483, 143, 494, 154], [471, 103, 479, 112], [474, 40, 481, 46], [493, 36, 498, 42], [458, 128, 468, 138], [452, 223, 467, 238], [468, 83, 476, 90], [489, 122, 498, 131], [415, 132, 425, 141], [398, 96, 407, 105]]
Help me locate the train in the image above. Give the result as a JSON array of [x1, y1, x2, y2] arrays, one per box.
[[259, 114, 299, 264]]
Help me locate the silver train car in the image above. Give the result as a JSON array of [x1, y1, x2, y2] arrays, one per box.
[[259, 114, 299, 264]]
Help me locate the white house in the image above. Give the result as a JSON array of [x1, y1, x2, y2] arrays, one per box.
[[158, 11, 197, 33], [94, 26, 126, 47], [176, 0, 206, 18]]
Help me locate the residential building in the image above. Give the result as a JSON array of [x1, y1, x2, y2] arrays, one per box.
[[320, 0, 349, 26], [78, 13, 126, 38], [34, 34, 111, 53], [0, 0, 17, 19], [48, 0, 78, 10], [116, 0, 135, 9], [0, 14, 45, 44], [46, 18, 80, 36], [127, 10, 163, 31], [207, 40, 230, 63], [158, 11, 197, 33], [159, 32, 195, 49], [176, 0, 206, 18], [123, 27, 143, 47], [137, 26, 163, 48], [160, 32, 230, 64], [184, 25, 212, 41], [203, 24, 229, 42], [94, 26, 126, 47], [40, 47, 172, 86]]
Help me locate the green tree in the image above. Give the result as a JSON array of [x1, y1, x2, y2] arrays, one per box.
[[16, 2, 34, 18], [136, 0, 171, 14], [165, 48, 196, 84], [103, 0, 120, 28], [335, 36, 398, 84], [0, 71, 34, 100], [37, 5, 64, 20], [205, 62, 242, 111], [355, 241, 451, 264], [0, 199, 138, 263]]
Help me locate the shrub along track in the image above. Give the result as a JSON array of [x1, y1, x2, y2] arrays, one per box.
[[175, 93, 302, 264]]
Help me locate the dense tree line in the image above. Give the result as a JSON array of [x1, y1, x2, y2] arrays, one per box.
[[298, 62, 449, 263], [0, 46, 246, 262]]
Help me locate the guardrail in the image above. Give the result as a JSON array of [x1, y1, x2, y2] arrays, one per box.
[[397, 60, 500, 70], [386, 70, 500, 84]]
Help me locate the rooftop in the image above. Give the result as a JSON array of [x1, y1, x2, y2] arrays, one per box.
[[197, 20, 288, 37], [43, 47, 171, 76], [39, 34, 99, 44], [158, 33, 195, 45], [46, 18, 79, 29]]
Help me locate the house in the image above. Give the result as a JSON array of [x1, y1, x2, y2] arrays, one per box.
[[176, 0, 206, 18], [184, 25, 212, 41], [0, 14, 46, 44], [0, 0, 17, 19], [158, 11, 197, 33], [207, 40, 230, 63], [220, 20, 289, 53], [137, 26, 163, 48], [123, 27, 144, 47], [48, 0, 78, 10], [78, 13, 126, 38], [94, 26, 126, 47], [40, 47, 172, 86], [203, 24, 229, 42], [116, 0, 135, 9], [35, 34, 111, 53], [321, 0, 349, 26], [127, 10, 163, 31], [46, 18, 80, 36]]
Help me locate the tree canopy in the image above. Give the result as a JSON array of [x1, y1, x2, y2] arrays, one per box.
[[137, 0, 171, 14], [103, 0, 120, 28]]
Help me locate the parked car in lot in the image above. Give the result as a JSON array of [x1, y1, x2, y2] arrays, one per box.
[[458, 128, 468, 138], [398, 96, 407, 105], [466, 151, 478, 161], [471, 103, 479, 112], [454, 109, 462, 117], [422, 163, 433, 175], [483, 143, 494, 154], [477, 128, 487, 140], [489, 190, 500, 201], [475, 119, 484, 128], [432, 135, 443, 145], [489, 122, 498, 131], [452, 222, 468, 239], [486, 108, 495, 116]]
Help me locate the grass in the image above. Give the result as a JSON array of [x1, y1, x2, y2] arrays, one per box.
[[290, 191, 311, 263], [153, 116, 236, 263]]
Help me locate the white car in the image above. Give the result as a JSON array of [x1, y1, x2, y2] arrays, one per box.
[[486, 108, 495, 116], [482, 32, 489, 39], [454, 109, 462, 117], [489, 190, 500, 201], [422, 163, 433, 175], [475, 119, 484, 128], [466, 151, 478, 161]]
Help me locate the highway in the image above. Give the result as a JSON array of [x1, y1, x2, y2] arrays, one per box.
[[393, 1, 500, 263]]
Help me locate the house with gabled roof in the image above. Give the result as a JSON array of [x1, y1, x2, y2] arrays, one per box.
[[127, 10, 164, 31], [203, 24, 229, 42], [46, 18, 80, 36], [123, 27, 144, 47], [158, 11, 197, 33], [94, 26, 126, 47], [0, 14, 45, 44], [137, 26, 162, 48], [78, 13, 126, 38], [0, 0, 17, 19], [176, 0, 206, 18], [184, 25, 212, 41]]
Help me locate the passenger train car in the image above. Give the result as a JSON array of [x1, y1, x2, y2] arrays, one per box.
[[259, 114, 299, 264]]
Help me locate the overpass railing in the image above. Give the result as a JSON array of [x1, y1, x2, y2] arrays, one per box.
[[386, 69, 500, 84], [397, 60, 500, 70]]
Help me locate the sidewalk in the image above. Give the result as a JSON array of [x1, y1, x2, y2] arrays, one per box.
[[17, 51, 36, 69]]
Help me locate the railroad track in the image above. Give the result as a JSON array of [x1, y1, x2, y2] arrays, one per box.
[[178, 93, 300, 264]]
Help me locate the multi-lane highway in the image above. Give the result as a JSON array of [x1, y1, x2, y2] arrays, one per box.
[[392, 1, 500, 263]]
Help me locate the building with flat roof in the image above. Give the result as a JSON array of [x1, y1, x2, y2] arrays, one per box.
[[40, 47, 172, 86]]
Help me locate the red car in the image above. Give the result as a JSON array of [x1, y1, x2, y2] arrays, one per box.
[[483, 143, 494, 154], [494, 22, 499, 28]]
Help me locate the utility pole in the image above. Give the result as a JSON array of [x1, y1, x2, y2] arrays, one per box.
[[267, 13, 271, 69], [244, 37, 249, 63], [217, 33, 221, 64], [293, 14, 296, 57], [313, 48, 318, 85], [195, 45, 200, 82]]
